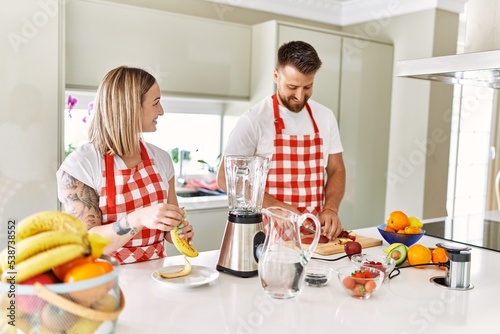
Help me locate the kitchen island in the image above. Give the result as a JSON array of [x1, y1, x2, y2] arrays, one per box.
[[114, 227, 497, 333]]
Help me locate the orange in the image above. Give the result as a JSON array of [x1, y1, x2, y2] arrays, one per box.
[[53, 256, 94, 281], [387, 211, 410, 232], [432, 247, 448, 270], [63, 260, 113, 283], [403, 226, 422, 234], [407, 244, 432, 269], [383, 226, 396, 233]]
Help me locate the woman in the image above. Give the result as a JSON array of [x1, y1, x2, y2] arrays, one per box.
[[57, 66, 194, 264]]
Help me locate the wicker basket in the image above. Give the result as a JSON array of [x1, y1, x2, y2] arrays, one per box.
[[0, 255, 124, 334]]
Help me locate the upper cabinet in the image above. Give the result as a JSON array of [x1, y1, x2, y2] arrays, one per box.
[[66, 0, 251, 99]]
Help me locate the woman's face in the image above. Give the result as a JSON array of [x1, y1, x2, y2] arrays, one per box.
[[141, 82, 163, 132]]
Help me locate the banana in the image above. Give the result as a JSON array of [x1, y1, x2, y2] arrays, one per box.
[[157, 256, 192, 279], [88, 233, 110, 259], [16, 211, 88, 241], [169, 209, 198, 257], [170, 227, 198, 257], [0, 230, 89, 273], [1, 243, 88, 283]]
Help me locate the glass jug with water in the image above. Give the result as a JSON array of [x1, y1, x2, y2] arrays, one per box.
[[258, 206, 322, 299]]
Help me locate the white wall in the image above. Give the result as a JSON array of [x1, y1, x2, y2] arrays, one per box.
[[0, 0, 63, 247]]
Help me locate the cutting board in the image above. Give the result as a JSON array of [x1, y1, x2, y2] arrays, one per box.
[[303, 235, 383, 256]]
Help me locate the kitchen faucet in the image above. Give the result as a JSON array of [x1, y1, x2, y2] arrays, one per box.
[[177, 150, 188, 186]]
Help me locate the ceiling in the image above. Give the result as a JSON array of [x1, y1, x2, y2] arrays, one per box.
[[205, 0, 467, 26]]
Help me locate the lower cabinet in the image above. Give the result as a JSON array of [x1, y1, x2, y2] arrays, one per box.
[[164, 207, 229, 256]]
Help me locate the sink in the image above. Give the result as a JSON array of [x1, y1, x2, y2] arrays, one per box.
[[177, 188, 226, 198]]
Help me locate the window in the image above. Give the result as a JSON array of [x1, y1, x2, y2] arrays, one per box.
[[64, 91, 226, 177]]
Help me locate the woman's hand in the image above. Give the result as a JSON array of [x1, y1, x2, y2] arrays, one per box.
[[132, 203, 186, 232]]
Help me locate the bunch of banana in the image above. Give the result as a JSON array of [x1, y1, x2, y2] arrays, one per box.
[[0, 211, 107, 283], [170, 209, 198, 258]]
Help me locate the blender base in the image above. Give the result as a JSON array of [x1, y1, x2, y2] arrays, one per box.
[[216, 265, 258, 278]]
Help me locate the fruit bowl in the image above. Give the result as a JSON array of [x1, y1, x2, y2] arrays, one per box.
[[377, 224, 425, 247], [336, 265, 384, 299], [350, 253, 396, 281], [304, 262, 334, 287]]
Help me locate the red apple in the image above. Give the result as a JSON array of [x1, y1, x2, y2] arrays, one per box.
[[344, 241, 362, 259], [17, 272, 59, 315]]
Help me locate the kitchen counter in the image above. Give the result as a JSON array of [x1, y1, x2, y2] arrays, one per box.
[[115, 227, 496, 333]]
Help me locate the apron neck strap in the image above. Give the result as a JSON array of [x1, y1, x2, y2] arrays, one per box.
[[272, 93, 319, 134]]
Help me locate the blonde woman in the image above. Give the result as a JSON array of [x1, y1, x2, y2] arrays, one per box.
[[57, 66, 193, 264]]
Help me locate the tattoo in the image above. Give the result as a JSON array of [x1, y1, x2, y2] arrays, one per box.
[[112, 216, 131, 236], [58, 171, 102, 229]]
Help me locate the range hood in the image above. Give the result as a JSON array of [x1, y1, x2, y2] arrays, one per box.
[[395, 49, 500, 89]]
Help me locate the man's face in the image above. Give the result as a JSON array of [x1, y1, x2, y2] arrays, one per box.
[[274, 65, 315, 112]]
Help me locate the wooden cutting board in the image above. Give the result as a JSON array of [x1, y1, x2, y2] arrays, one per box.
[[303, 235, 383, 256]]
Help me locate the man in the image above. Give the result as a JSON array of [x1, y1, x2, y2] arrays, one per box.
[[217, 41, 346, 240]]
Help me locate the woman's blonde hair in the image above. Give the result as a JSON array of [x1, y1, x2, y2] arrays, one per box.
[[88, 66, 157, 156]]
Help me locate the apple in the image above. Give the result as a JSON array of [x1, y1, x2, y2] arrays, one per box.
[[17, 271, 59, 315], [344, 241, 362, 259], [41, 304, 79, 331]]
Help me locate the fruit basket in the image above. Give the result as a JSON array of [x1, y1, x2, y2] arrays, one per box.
[[0, 255, 124, 334]]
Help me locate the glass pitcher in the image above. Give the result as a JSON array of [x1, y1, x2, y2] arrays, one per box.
[[258, 207, 322, 299]]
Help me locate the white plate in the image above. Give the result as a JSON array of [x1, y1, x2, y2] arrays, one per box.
[[152, 265, 219, 288]]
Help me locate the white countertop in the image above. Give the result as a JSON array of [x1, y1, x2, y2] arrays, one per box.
[[177, 194, 228, 210], [114, 226, 497, 334]]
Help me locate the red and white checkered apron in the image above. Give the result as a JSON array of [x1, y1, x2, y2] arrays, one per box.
[[264, 93, 325, 240], [100, 142, 168, 264]]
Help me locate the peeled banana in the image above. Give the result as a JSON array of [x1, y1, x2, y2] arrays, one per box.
[[157, 256, 192, 279], [171, 227, 199, 258], [16, 211, 88, 241], [170, 209, 198, 257]]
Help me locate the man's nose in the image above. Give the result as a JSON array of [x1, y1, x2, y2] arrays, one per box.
[[294, 89, 305, 101]]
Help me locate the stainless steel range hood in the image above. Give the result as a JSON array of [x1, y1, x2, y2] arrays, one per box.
[[395, 49, 500, 89]]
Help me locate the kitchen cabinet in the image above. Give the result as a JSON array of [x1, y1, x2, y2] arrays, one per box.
[[251, 21, 393, 229], [164, 207, 228, 256], [65, 0, 251, 99], [0, 0, 63, 244], [339, 37, 393, 229]]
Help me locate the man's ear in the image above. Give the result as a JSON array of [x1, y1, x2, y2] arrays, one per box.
[[273, 68, 279, 84]]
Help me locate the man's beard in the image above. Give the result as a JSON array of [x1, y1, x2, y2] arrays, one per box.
[[277, 91, 309, 113]]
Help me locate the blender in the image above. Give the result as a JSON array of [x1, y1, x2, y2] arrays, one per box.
[[216, 155, 269, 278]]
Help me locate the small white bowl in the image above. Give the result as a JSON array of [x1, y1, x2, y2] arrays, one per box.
[[304, 263, 334, 287]]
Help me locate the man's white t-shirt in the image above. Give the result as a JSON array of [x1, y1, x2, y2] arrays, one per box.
[[223, 96, 343, 166], [57, 142, 175, 196]]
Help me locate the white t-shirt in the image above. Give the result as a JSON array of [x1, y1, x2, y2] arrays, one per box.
[[57, 141, 175, 196], [223, 96, 343, 166]]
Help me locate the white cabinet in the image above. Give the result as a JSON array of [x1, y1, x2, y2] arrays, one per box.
[[339, 37, 393, 229], [164, 207, 228, 256], [251, 21, 393, 229], [66, 0, 251, 99], [0, 0, 63, 245], [278, 24, 342, 119]]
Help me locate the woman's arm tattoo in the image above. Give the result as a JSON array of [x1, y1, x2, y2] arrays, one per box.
[[58, 171, 102, 229]]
